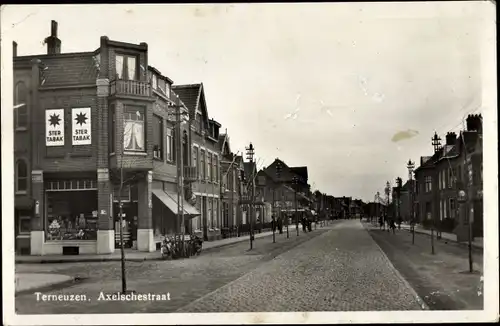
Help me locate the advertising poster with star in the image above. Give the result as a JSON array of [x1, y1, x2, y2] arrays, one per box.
[[72, 107, 92, 145], [45, 109, 65, 146]]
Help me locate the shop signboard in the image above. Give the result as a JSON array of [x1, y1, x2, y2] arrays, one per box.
[[72, 107, 92, 145], [45, 109, 65, 146]]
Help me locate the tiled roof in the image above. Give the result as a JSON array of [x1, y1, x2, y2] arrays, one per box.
[[172, 84, 202, 114], [39, 52, 99, 86]]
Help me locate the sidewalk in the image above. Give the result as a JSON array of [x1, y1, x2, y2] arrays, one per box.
[[15, 230, 275, 264], [396, 223, 483, 249], [15, 273, 75, 294]]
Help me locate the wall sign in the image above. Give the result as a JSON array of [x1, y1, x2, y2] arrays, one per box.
[[45, 109, 65, 146], [72, 107, 92, 145]]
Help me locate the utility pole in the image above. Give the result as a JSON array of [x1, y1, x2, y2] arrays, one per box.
[[431, 133, 442, 255], [272, 183, 276, 243], [407, 159, 415, 245], [292, 176, 299, 236], [246, 143, 255, 250]]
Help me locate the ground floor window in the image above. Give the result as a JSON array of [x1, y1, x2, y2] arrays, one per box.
[[16, 209, 31, 236], [46, 190, 98, 241]]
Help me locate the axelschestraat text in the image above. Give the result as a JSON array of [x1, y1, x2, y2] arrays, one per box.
[[98, 292, 171, 301]]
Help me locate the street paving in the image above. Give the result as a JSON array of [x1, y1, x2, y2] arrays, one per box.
[[177, 220, 424, 312], [366, 222, 483, 310], [15, 227, 329, 314]]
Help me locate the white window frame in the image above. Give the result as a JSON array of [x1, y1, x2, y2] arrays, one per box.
[[166, 128, 174, 162], [123, 109, 145, 152], [152, 74, 157, 89]]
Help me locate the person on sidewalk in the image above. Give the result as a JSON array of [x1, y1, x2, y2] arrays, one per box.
[[390, 219, 396, 234], [271, 216, 277, 233]]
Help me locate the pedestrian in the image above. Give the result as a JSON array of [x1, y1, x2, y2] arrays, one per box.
[[271, 216, 277, 233], [390, 219, 396, 234], [379, 216, 383, 230]]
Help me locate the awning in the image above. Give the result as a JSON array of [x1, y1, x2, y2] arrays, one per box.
[[152, 186, 200, 218]]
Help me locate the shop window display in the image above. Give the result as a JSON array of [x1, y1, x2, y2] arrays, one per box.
[[45, 190, 98, 241]]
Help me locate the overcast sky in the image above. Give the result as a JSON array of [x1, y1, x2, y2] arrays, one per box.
[[1, 3, 488, 202]]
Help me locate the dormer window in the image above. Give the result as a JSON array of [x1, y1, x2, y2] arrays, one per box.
[[165, 83, 171, 98], [152, 74, 158, 90]]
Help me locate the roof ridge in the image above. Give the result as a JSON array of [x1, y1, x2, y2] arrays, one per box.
[[172, 83, 202, 88]]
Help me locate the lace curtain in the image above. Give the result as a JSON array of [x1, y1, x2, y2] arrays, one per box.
[[115, 56, 123, 79], [123, 119, 144, 151]]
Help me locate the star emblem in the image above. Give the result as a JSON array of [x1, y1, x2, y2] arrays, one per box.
[[75, 112, 88, 126], [49, 114, 61, 127]]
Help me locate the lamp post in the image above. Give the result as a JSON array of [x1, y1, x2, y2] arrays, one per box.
[[396, 177, 402, 229], [407, 159, 415, 245], [292, 176, 300, 236], [384, 181, 391, 231], [245, 143, 255, 250]]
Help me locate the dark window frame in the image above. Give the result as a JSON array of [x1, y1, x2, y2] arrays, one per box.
[[15, 159, 28, 193], [15, 81, 28, 129]]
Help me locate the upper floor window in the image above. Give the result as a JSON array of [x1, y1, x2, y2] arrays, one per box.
[[197, 113, 203, 133], [193, 146, 199, 175], [207, 152, 212, 181], [153, 115, 163, 159], [200, 149, 206, 180], [14, 81, 28, 129], [448, 168, 454, 188], [123, 106, 145, 152], [109, 104, 116, 153], [424, 176, 432, 192], [115, 54, 138, 80], [152, 74, 158, 90], [165, 83, 171, 98], [16, 159, 28, 193], [166, 128, 174, 162], [214, 155, 219, 183]]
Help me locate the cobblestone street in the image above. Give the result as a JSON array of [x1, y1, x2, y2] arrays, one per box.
[[177, 220, 424, 312], [367, 222, 484, 310], [15, 226, 330, 314]]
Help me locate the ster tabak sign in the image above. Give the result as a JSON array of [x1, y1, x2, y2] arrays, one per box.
[[72, 107, 91, 145], [45, 109, 65, 146]]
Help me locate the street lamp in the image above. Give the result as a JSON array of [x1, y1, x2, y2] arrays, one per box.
[[396, 177, 402, 229], [407, 159, 415, 245], [384, 181, 391, 231], [275, 161, 288, 239], [245, 142, 255, 250], [292, 176, 300, 236]]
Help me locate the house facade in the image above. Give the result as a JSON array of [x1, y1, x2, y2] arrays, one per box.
[[413, 114, 483, 239], [13, 20, 201, 256], [172, 84, 222, 241]]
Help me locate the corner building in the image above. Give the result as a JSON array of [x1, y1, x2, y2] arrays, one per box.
[[14, 21, 200, 255]]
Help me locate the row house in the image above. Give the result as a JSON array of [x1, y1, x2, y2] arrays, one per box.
[[413, 114, 483, 240], [172, 84, 223, 241], [255, 159, 313, 226], [13, 20, 205, 256], [218, 133, 246, 236]]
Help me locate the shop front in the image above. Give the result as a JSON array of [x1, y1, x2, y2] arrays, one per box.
[[43, 176, 99, 255], [112, 183, 139, 249], [151, 181, 200, 247]]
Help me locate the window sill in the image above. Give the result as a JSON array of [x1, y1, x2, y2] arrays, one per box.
[[15, 127, 28, 132], [124, 151, 147, 156], [16, 191, 28, 195]]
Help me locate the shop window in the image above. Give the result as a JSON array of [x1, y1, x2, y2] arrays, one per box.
[[15, 159, 28, 193], [15, 81, 28, 129], [153, 115, 163, 159], [45, 191, 98, 241], [115, 54, 138, 80], [123, 106, 145, 152], [19, 215, 31, 234]]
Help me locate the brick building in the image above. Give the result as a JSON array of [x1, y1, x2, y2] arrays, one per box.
[[13, 21, 207, 256], [413, 114, 483, 239], [172, 83, 223, 241]]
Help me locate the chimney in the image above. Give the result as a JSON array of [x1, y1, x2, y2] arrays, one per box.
[[44, 20, 61, 55], [466, 113, 483, 133], [13, 41, 18, 57], [445, 132, 457, 145]]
